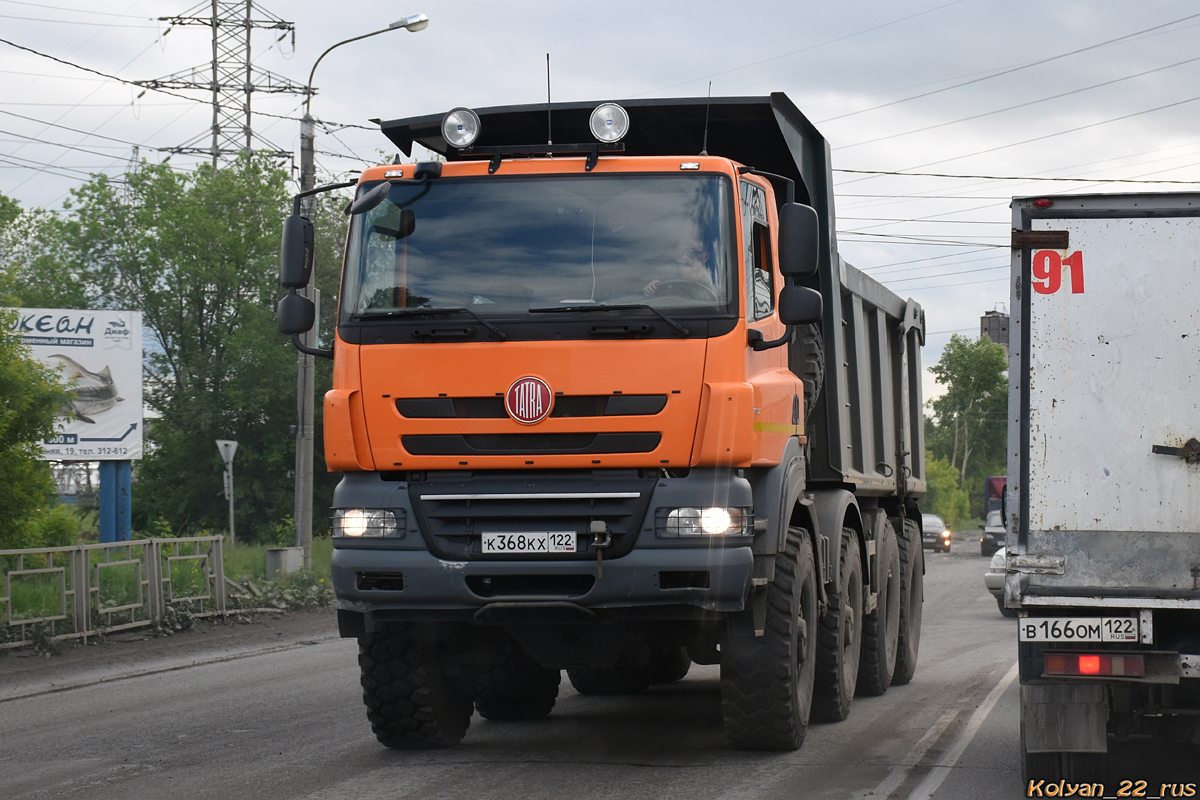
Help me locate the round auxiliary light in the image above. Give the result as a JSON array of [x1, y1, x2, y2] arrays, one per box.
[[589, 102, 630, 143], [441, 107, 481, 149]]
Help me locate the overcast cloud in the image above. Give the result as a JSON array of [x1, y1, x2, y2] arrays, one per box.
[[3, 0, 1198, 399]]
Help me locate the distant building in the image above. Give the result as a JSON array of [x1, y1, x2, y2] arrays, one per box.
[[981, 309, 1009, 355]]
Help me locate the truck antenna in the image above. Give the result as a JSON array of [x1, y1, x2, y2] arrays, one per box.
[[546, 53, 553, 146], [700, 81, 712, 156]]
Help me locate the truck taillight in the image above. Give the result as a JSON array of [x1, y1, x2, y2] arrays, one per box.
[[1044, 652, 1144, 677]]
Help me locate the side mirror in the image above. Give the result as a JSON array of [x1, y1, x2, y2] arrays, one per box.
[[277, 291, 315, 335], [347, 182, 392, 216], [280, 215, 314, 288], [777, 285, 823, 326], [778, 203, 820, 278]]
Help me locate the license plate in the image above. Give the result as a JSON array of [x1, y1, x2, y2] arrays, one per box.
[[1018, 617, 1139, 643], [481, 531, 577, 554]]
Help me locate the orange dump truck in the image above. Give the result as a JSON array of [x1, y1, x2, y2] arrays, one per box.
[[278, 93, 927, 750]]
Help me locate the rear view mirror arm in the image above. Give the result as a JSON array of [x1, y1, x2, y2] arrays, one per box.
[[292, 179, 359, 216], [292, 331, 333, 360]]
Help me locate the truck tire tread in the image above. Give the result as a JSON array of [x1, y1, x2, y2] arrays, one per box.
[[857, 520, 900, 697], [720, 525, 818, 751], [474, 641, 560, 721], [813, 529, 864, 721], [358, 626, 474, 749], [892, 517, 923, 686]]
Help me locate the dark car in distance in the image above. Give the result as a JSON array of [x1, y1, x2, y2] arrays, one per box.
[[921, 513, 952, 552], [980, 510, 1005, 556]]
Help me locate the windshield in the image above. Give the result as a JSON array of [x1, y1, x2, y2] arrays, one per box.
[[340, 174, 736, 324]]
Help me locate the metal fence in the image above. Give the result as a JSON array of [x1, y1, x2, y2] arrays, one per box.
[[0, 536, 226, 650]]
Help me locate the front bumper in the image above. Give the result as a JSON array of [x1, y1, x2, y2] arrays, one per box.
[[328, 468, 758, 629], [332, 543, 754, 625]]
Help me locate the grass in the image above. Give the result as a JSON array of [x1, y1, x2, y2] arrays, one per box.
[[223, 537, 333, 584]]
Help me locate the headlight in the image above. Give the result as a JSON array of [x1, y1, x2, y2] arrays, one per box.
[[333, 508, 402, 538], [441, 107, 481, 148], [589, 103, 629, 143], [659, 507, 752, 537]]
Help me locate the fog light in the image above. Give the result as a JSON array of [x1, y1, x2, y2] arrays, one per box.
[[441, 107, 481, 148], [589, 103, 629, 143]]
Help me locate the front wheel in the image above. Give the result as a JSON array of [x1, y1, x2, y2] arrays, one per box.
[[358, 624, 474, 749], [720, 525, 818, 750]]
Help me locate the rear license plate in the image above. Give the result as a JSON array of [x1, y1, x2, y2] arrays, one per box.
[[481, 531, 577, 554], [1018, 617, 1139, 643]]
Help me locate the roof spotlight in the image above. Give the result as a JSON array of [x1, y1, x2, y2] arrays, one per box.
[[441, 107, 481, 149], [589, 103, 629, 143]]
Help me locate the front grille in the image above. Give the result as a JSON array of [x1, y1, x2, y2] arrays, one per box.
[[402, 432, 661, 455], [397, 394, 667, 419], [408, 471, 655, 561]]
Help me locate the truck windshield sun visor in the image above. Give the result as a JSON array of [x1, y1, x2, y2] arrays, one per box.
[[339, 174, 737, 333]]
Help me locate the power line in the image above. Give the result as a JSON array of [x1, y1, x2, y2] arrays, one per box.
[[0, 11, 156, 27], [633, 0, 970, 97], [834, 167, 1200, 185], [816, 11, 1200, 123], [838, 53, 1200, 150], [0, 0, 151, 18]]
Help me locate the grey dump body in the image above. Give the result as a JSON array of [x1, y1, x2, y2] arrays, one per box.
[[1009, 192, 1200, 777]]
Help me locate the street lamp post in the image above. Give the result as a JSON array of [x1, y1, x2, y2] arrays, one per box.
[[294, 13, 428, 569]]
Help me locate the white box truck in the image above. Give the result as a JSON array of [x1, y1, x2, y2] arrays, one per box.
[[1008, 193, 1200, 782]]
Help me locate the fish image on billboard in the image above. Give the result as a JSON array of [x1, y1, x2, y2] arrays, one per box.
[[50, 354, 124, 423]]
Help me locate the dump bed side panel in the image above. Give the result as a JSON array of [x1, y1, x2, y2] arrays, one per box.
[[1009, 193, 1200, 605]]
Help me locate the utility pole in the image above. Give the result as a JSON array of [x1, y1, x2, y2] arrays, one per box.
[[135, 1, 307, 166], [293, 14, 429, 570]]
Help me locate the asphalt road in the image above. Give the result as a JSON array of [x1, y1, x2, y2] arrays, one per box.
[[0, 536, 1193, 799]]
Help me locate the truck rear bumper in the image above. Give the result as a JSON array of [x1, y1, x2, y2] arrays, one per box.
[[330, 544, 754, 630]]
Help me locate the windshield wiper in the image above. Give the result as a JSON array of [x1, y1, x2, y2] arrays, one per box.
[[529, 303, 689, 336], [358, 307, 507, 340]]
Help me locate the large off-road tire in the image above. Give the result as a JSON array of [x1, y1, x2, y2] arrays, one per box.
[[474, 641, 560, 721], [857, 521, 900, 697], [813, 529, 864, 721], [795, 323, 825, 422], [358, 625, 474, 749], [567, 664, 654, 696], [649, 645, 692, 685], [719, 525, 819, 751], [893, 517, 924, 686]]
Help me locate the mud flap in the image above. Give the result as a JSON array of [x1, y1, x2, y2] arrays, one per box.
[[1020, 684, 1107, 753]]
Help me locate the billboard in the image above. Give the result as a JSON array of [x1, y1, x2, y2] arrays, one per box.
[[10, 308, 144, 460]]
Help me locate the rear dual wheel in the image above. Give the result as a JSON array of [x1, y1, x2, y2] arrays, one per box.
[[893, 518, 924, 685], [857, 521, 901, 697], [813, 530, 864, 721]]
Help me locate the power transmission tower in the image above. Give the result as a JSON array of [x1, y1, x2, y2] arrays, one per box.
[[135, 1, 308, 166]]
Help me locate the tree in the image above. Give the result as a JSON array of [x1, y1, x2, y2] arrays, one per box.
[[923, 451, 970, 528], [926, 334, 1008, 516], [44, 155, 315, 542], [0, 310, 69, 549], [0, 193, 89, 309]]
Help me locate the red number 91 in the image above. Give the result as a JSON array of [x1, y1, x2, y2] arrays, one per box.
[[1032, 250, 1085, 295]]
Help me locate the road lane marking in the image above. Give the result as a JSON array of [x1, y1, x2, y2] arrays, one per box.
[[859, 709, 958, 799], [905, 661, 1020, 800]]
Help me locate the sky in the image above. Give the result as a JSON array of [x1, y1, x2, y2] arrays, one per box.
[[3, 0, 1199, 404]]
